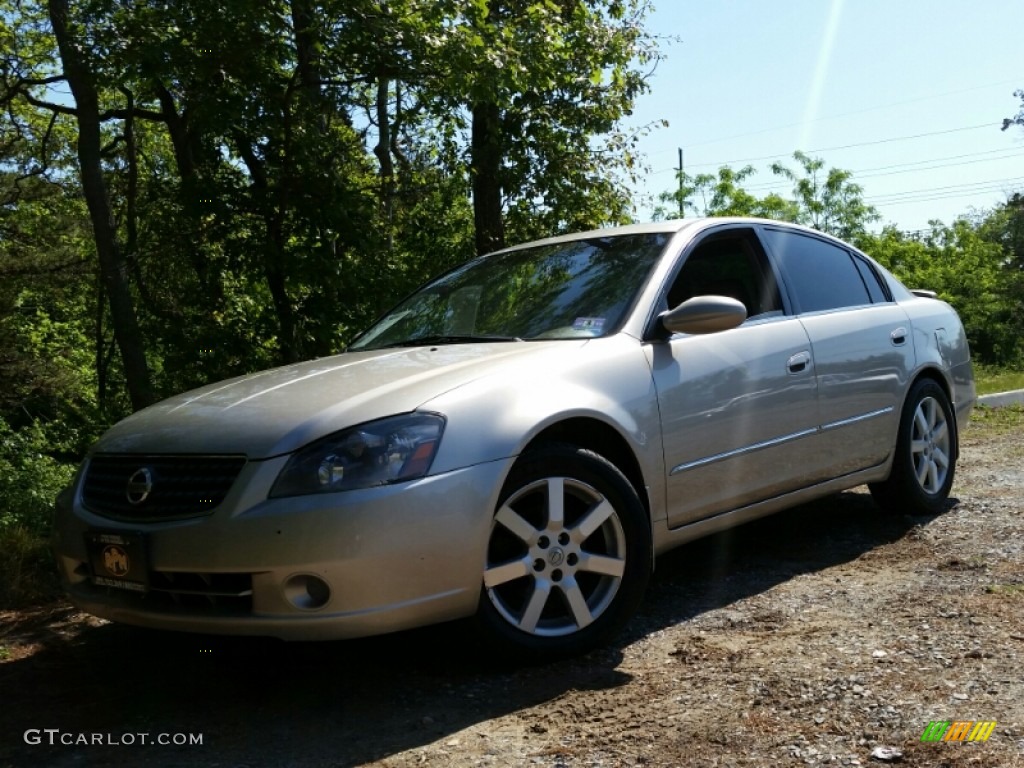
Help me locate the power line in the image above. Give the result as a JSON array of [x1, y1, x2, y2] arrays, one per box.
[[686, 80, 1021, 152], [648, 122, 1004, 175], [640, 122, 1024, 217], [873, 189, 1021, 207], [857, 150, 1024, 179], [730, 149, 1024, 193], [866, 177, 1024, 206], [869, 176, 1024, 199], [645, 78, 1021, 157], [681, 122, 998, 170]]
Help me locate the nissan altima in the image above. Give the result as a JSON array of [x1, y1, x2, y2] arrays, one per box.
[[53, 218, 975, 657]]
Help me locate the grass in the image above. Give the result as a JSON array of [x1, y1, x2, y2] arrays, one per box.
[[969, 402, 1024, 434], [973, 365, 1024, 395], [984, 584, 1024, 598]]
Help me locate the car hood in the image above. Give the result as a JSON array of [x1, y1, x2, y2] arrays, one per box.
[[94, 342, 586, 459]]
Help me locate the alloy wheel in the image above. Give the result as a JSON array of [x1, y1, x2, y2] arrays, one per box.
[[910, 395, 951, 494], [484, 476, 627, 637]]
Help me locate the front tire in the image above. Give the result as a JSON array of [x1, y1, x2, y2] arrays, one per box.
[[477, 443, 651, 658], [870, 378, 957, 515]]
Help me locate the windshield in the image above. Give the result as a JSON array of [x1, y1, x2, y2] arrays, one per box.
[[349, 233, 670, 350]]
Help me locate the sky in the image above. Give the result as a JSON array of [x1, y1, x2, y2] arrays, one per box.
[[628, 0, 1024, 232]]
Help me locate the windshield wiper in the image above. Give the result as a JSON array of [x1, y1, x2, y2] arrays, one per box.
[[378, 334, 523, 348]]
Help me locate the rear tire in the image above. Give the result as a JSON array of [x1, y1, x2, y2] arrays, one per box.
[[870, 378, 956, 515], [477, 443, 651, 659]]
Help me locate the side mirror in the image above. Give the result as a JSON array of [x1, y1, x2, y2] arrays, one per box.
[[659, 295, 747, 335]]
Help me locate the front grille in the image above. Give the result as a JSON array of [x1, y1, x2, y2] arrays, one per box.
[[147, 571, 254, 613], [82, 454, 247, 521]]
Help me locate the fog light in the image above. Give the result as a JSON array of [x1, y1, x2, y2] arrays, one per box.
[[283, 574, 331, 610]]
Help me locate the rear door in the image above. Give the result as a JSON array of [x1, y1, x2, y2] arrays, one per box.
[[759, 227, 915, 479]]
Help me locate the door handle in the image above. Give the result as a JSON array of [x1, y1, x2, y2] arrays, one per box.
[[787, 351, 811, 374], [891, 327, 907, 346]]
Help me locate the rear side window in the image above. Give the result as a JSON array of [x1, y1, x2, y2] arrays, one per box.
[[762, 229, 871, 313]]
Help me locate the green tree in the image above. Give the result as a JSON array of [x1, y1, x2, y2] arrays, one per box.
[[4, 0, 658, 377], [437, 0, 658, 253], [1001, 88, 1024, 132], [770, 151, 879, 240], [655, 165, 798, 221], [653, 153, 876, 235], [977, 193, 1024, 270], [975, 193, 1024, 358]]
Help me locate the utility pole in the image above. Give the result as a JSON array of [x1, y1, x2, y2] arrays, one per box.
[[677, 147, 685, 218]]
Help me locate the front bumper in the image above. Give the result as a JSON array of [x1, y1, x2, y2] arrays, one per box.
[[54, 455, 512, 640]]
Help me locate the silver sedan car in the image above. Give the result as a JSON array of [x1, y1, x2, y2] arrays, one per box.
[[53, 218, 975, 657]]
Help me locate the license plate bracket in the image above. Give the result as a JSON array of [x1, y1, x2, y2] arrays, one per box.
[[85, 531, 149, 593]]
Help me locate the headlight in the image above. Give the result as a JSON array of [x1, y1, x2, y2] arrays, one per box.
[[270, 413, 445, 497]]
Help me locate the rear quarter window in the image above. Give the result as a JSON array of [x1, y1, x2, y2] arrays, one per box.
[[852, 255, 890, 303]]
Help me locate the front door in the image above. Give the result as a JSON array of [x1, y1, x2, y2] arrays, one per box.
[[646, 228, 821, 529]]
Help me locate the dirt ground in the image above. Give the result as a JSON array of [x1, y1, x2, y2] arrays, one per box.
[[1, 407, 1022, 768]]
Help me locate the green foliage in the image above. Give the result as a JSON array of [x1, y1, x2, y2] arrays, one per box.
[[0, 417, 74, 535], [770, 151, 879, 240], [0, 415, 76, 607], [4, 0, 656, 383], [1001, 88, 1024, 133], [654, 151, 878, 239], [655, 165, 799, 221], [0, 522, 61, 608], [975, 195, 1024, 328], [455, 0, 656, 239]]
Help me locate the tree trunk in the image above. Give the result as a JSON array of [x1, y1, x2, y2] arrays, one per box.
[[235, 136, 301, 363], [471, 100, 505, 256], [48, 0, 154, 411], [374, 75, 395, 250], [262, 237, 300, 364], [290, 0, 322, 106], [153, 84, 224, 305]]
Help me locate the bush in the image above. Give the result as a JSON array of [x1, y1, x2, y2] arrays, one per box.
[[0, 417, 77, 607], [0, 524, 61, 608]]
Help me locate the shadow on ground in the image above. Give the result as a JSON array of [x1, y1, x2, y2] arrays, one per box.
[[0, 491, 939, 767]]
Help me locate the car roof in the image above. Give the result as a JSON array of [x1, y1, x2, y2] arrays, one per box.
[[491, 217, 846, 255]]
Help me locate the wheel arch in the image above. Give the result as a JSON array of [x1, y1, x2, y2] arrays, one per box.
[[870, 366, 959, 514], [518, 417, 652, 523]]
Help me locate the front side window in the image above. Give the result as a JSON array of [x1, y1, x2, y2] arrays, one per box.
[[349, 234, 670, 350], [665, 230, 782, 319], [761, 229, 871, 313]]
